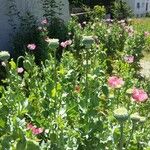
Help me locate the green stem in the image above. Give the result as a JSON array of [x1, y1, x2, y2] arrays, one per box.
[[114, 89, 119, 108], [119, 122, 124, 150], [17, 56, 25, 67], [54, 50, 57, 116], [126, 122, 135, 150], [85, 49, 89, 106]]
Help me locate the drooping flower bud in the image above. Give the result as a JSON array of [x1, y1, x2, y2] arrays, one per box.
[[0, 51, 10, 61], [23, 60, 32, 71], [114, 107, 128, 122]]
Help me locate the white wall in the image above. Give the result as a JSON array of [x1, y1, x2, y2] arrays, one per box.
[[0, 0, 70, 51], [124, 0, 150, 17]]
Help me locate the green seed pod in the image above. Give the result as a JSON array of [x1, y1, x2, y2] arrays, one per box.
[[139, 116, 146, 123], [48, 39, 59, 49], [0, 51, 10, 61], [114, 107, 128, 122], [82, 36, 94, 48], [130, 113, 141, 122]]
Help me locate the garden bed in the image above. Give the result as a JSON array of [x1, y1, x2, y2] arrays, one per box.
[[0, 12, 150, 149]]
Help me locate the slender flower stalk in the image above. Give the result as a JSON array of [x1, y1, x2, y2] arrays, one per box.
[[119, 122, 124, 150], [126, 122, 135, 149], [126, 113, 145, 149], [54, 49, 57, 114], [85, 50, 89, 104], [47, 38, 59, 116], [82, 36, 94, 105], [114, 107, 128, 150]]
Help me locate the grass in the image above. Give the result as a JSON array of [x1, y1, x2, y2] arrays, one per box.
[[132, 17, 150, 32]]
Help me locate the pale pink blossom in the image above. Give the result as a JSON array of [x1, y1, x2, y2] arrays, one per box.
[[60, 40, 72, 48], [41, 19, 48, 25], [17, 67, 24, 73], [144, 31, 150, 37], [27, 44, 36, 50], [60, 42, 66, 48], [124, 55, 134, 63], [108, 76, 124, 88], [132, 88, 148, 102]]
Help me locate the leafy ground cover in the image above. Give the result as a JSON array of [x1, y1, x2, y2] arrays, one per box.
[[0, 16, 150, 149]]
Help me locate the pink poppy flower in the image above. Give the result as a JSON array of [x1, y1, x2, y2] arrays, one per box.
[[60, 40, 72, 48], [41, 19, 48, 25], [108, 76, 124, 88], [27, 44, 36, 50], [32, 127, 44, 135], [132, 88, 148, 102], [124, 55, 134, 63], [27, 123, 44, 135], [17, 67, 24, 73]]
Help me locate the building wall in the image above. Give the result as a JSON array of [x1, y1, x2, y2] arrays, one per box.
[[0, 0, 70, 50], [134, 0, 150, 17], [124, 0, 150, 17]]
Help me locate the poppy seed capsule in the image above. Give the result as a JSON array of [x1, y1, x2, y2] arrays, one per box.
[[139, 116, 146, 123], [114, 107, 128, 122], [0, 51, 10, 61], [82, 36, 94, 48], [130, 113, 141, 122], [48, 39, 59, 49]]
